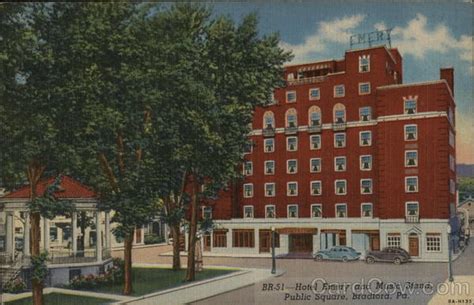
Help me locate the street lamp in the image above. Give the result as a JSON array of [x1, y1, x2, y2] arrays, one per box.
[[447, 224, 454, 282], [271, 226, 276, 274]]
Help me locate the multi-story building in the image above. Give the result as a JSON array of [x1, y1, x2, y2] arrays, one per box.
[[198, 45, 457, 262]]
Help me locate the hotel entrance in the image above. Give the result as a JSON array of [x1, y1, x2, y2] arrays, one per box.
[[289, 234, 313, 253]]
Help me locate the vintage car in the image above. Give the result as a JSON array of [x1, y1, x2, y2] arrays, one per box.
[[365, 247, 411, 265], [313, 246, 361, 262]]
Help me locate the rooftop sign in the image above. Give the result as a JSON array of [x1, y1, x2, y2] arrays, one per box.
[[350, 29, 392, 49]]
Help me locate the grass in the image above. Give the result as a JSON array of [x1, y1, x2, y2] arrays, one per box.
[[73, 267, 235, 296], [5, 293, 114, 305]]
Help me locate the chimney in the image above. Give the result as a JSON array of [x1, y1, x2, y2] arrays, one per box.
[[440, 67, 454, 96]]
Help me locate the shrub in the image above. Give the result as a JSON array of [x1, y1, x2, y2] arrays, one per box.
[[144, 233, 165, 245], [67, 257, 124, 290], [3, 277, 27, 294]]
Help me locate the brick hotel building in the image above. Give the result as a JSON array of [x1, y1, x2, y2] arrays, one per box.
[[195, 45, 457, 262]]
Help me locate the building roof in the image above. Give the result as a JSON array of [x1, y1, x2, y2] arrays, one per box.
[[2, 176, 96, 199], [459, 196, 474, 207]]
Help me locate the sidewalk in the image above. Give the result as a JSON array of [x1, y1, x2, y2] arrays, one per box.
[[428, 275, 474, 305]]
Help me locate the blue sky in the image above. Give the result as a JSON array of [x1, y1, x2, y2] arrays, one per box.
[[211, 1, 473, 164]]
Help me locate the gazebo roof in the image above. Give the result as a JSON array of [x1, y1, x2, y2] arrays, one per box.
[[2, 176, 96, 199]]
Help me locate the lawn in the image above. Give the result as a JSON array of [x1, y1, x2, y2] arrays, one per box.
[[73, 267, 235, 296], [6, 293, 114, 305]]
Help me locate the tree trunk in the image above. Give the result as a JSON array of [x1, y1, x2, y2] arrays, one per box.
[[185, 181, 199, 282], [123, 231, 134, 295], [171, 223, 181, 270]]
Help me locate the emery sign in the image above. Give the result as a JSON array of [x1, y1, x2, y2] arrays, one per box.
[[350, 29, 393, 49]]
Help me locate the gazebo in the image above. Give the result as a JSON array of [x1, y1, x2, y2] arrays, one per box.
[[0, 176, 113, 287]]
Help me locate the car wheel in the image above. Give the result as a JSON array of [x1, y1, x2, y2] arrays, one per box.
[[366, 257, 375, 264], [342, 256, 349, 262], [394, 257, 401, 265], [315, 254, 323, 261]]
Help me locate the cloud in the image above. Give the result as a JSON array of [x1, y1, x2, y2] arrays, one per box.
[[280, 15, 365, 63], [456, 111, 474, 164]]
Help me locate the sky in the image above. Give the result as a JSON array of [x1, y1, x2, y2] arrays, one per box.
[[210, 1, 473, 164]]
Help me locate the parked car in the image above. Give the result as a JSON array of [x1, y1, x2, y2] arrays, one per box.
[[365, 247, 411, 265], [313, 246, 361, 262]]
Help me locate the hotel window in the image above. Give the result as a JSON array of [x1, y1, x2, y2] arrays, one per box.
[[310, 135, 321, 150], [360, 155, 372, 171], [243, 206, 254, 218], [264, 160, 275, 175], [335, 180, 347, 195], [405, 125, 418, 141], [406, 202, 419, 217], [269, 92, 277, 105], [360, 131, 372, 146], [309, 88, 320, 100], [287, 73, 294, 81], [286, 108, 297, 128], [333, 103, 346, 123], [335, 156, 346, 172], [311, 181, 322, 196], [213, 230, 227, 248], [361, 203, 373, 218], [287, 205, 298, 218], [202, 206, 212, 219], [308, 106, 322, 126], [334, 84, 345, 97], [336, 204, 347, 218], [359, 82, 371, 95], [265, 205, 276, 218], [243, 183, 254, 198], [448, 107, 454, 125], [359, 55, 370, 72], [359, 107, 372, 121], [264, 138, 275, 153], [405, 177, 419, 193], [243, 141, 253, 154], [310, 158, 321, 173], [449, 155, 455, 171], [405, 151, 418, 167], [387, 234, 401, 248], [449, 130, 455, 147], [426, 234, 441, 252], [404, 99, 417, 114], [334, 133, 346, 148], [311, 204, 322, 218], [243, 161, 253, 176], [263, 111, 275, 129], [265, 183, 276, 197], [287, 182, 298, 196], [450, 179, 456, 194], [287, 159, 297, 174], [233, 229, 255, 248], [287, 136, 298, 151], [361, 179, 373, 194], [286, 91, 296, 103]]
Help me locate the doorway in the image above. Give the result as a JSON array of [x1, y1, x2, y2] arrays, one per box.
[[289, 234, 313, 253], [408, 233, 419, 257], [259, 230, 271, 253]]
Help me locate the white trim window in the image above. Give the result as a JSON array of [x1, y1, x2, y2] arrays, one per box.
[[334, 104, 346, 124], [202, 206, 212, 219], [361, 179, 373, 194], [243, 183, 254, 198], [309, 107, 322, 126], [243, 141, 253, 154], [360, 155, 372, 171], [334, 133, 346, 148], [405, 177, 419, 193], [449, 130, 455, 148], [426, 234, 441, 252], [387, 234, 401, 248], [311, 181, 322, 196], [404, 99, 417, 114], [286, 91, 296, 103], [287, 182, 298, 196], [264, 138, 275, 153], [406, 202, 419, 217], [335, 180, 347, 195], [359, 55, 370, 72], [358, 82, 371, 95], [287, 159, 298, 174], [450, 179, 456, 194], [287, 136, 298, 151], [334, 84, 345, 97], [336, 204, 347, 218], [265, 183, 276, 197], [310, 158, 321, 173], [309, 88, 320, 101], [361, 203, 373, 218], [334, 156, 346, 172], [264, 160, 275, 175], [263, 111, 275, 129], [286, 108, 298, 128], [310, 135, 321, 150], [360, 131, 372, 146], [405, 124, 418, 141], [405, 150, 418, 167], [243, 205, 254, 218], [359, 106, 372, 121], [311, 204, 322, 218], [265, 205, 276, 218], [243, 161, 253, 176], [449, 155, 455, 171], [287, 204, 298, 218]]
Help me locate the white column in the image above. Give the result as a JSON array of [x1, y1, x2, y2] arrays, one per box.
[[104, 212, 111, 250], [43, 218, 50, 252], [72, 212, 77, 256], [226, 230, 232, 249], [95, 211, 102, 262], [346, 229, 353, 247], [5, 212, 14, 259], [23, 212, 30, 256], [164, 223, 170, 244]]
